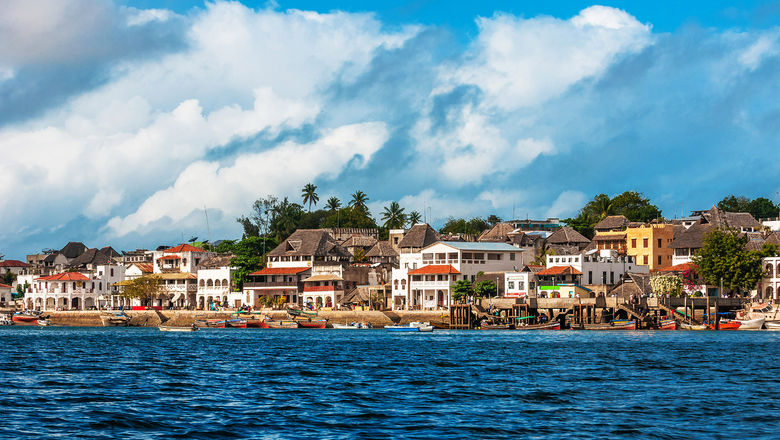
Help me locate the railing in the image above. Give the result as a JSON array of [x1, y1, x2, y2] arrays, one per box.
[[244, 282, 300, 289], [410, 281, 450, 288]]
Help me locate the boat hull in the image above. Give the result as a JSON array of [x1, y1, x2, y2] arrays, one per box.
[[297, 320, 327, 329], [583, 321, 636, 330], [658, 320, 677, 330], [514, 322, 561, 330], [765, 321, 780, 330], [246, 320, 270, 328], [735, 318, 764, 330], [226, 319, 247, 328], [265, 321, 299, 329], [12, 315, 38, 324], [710, 321, 741, 330], [680, 323, 707, 330], [159, 326, 198, 332]]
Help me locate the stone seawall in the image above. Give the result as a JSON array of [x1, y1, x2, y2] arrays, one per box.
[[41, 310, 451, 328]]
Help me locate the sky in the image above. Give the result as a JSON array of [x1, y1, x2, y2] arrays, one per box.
[[1, 0, 780, 259]]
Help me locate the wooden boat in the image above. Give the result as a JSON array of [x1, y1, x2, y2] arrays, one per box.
[[246, 319, 270, 328], [36, 319, 51, 326], [286, 308, 318, 318], [200, 319, 226, 328], [583, 320, 636, 330], [159, 325, 198, 332], [12, 312, 40, 324], [680, 323, 707, 330], [478, 323, 512, 330], [226, 319, 247, 328], [101, 312, 130, 327], [658, 319, 677, 330], [297, 319, 328, 329], [735, 317, 764, 330], [709, 320, 741, 330], [332, 322, 372, 329], [0, 314, 14, 326], [514, 321, 561, 330], [264, 320, 299, 329], [385, 322, 434, 332]]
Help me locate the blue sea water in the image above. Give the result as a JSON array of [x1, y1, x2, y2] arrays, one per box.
[[0, 327, 778, 439]]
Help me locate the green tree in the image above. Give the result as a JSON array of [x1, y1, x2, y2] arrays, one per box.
[[326, 196, 341, 211], [321, 206, 378, 229], [749, 197, 779, 219], [717, 195, 751, 213], [301, 183, 319, 212], [565, 191, 661, 237], [408, 211, 422, 226], [2, 271, 16, 286], [381, 201, 407, 229], [120, 275, 166, 305], [451, 280, 473, 303], [349, 190, 369, 213], [15, 282, 29, 299], [692, 229, 778, 295], [649, 275, 683, 296], [270, 197, 304, 242], [587, 193, 614, 220], [562, 211, 596, 239], [609, 191, 662, 222], [474, 280, 498, 298], [236, 195, 278, 238], [486, 214, 502, 226], [440, 217, 490, 236]]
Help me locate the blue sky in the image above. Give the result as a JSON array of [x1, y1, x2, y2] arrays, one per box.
[[1, 0, 780, 259]]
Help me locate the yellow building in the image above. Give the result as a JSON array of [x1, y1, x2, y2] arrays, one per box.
[[625, 223, 675, 270]]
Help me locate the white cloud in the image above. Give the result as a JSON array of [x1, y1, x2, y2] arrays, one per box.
[[545, 190, 586, 218], [738, 30, 780, 70], [104, 122, 388, 237], [125, 8, 174, 26]]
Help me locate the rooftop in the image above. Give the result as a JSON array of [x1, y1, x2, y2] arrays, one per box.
[[408, 265, 461, 275], [436, 241, 519, 251]]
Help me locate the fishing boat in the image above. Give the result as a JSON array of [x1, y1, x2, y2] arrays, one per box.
[[159, 325, 198, 332], [478, 321, 512, 330], [286, 308, 318, 318], [709, 319, 741, 330], [740, 303, 780, 322], [12, 312, 40, 324], [246, 319, 270, 328], [332, 322, 372, 329], [514, 321, 561, 330], [264, 320, 299, 329], [384, 322, 434, 332], [0, 314, 13, 326], [101, 312, 130, 327], [679, 323, 707, 330], [226, 319, 247, 328], [734, 317, 765, 330], [765, 321, 780, 330], [658, 319, 677, 330], [583, 320, 636, 330], [296, 319, 328, 329], [199, 319, 226, 328], [36, 319, 51, 326]]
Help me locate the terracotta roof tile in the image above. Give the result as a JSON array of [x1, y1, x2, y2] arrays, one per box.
[[37, 272, 89, 281], [537, 266, 582, 276], [163, 244, 206, 253], [0, 260, 30, 267], [408, 265, 461, 275]]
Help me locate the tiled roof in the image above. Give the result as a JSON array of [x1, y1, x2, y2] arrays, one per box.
[[37, 272, 89, 281], [134, 263, 154, 273], [594, 215, 630, 231], [365, 241, 398, 258], [408, 265, 461, 275], [537, 266, 582, 276], [250, 267, 310, 275], [268, 229, 351, 259], [0, 283, 11, 288], [158, 255, 181, 260], [0, 260, 30, 267], [163, 244, 206, 253], [653, 262, 696, 273]]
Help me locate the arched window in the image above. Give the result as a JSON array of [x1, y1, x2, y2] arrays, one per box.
[[394, 280, 399, 289], [199, 279, 205, 287], [215, 279, 221, 287], [766, 286, 774, 298], [401, 279, 406, 288], [766, 264, 774, 278], [776, 263, 780, 277], [207, 279, 213, 287], [223, 279, 228, 287]]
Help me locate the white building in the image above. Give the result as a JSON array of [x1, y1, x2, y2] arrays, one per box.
[[504, 271, 537, 299], [0, 283, 12, 307], [153, 244, 213, 274], [24, 263, 125, 311], [197, 266, 236, 309], [759, 256, 780, 301], [545, 249, 648, 286], [391, 241, 523, 310]]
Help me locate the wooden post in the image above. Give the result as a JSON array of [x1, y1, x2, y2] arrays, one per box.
[[714, 299, 719, 330], [706, 295, 710, 326]]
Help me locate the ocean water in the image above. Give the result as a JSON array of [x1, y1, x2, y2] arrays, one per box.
[[0, 327, 778, 439]]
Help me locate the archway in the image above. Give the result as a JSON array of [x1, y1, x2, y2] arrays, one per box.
[[767, 264, 774, 278], [767, 286, 774, 299], [84, 297, 94, 309], [71, 297, 80, 310]]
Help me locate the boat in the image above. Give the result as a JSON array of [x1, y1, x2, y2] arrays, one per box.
[[658, 319, 677, 330], [514, 321, 561, 330], [264, 320, 299, 329], [12, 312, 40, 324], [286, 307, 318, 318], [679, 323, 707, 331], [478, 322, 512, 330], [159, 325, 198, 332], [583, 320, 636, 330], [384, 322, 434, 332], [296, 319, 328, 329], [765, 321, 780, 331], [735, 317, 765, 330], [332, 322, 372, 329], [101, 312, 130, 327], [709, 319, 741, 330], [740, 303, 780, 322], [199, 319, 226, 328], [246, 319, 270, 328], [226, 319, 247, 328], [36, 319, 51, 326], [0, 314, 13, 326]]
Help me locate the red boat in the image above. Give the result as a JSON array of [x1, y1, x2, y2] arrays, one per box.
[[658, 319, 677, 330], [246, 319, 269, 328], [12, 313, 39, 324], [226, 319, 247, 328], [297, 319, 328, 329], [710, 320, 741, 330]]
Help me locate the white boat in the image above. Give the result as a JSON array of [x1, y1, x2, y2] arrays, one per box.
[[384, 322, 434, 332], [36, 319, 51, 326], [158, 325, 198, 332], [679, 323, 707, 331], [0, 314, 13, 326], [735, 317, 765, 330], [332, 322, 372, 329], [741, 303, 780, 322], [765, 321, 780, 331]]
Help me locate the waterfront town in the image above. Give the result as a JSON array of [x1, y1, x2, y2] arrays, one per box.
[[1, 190, 779, 330]]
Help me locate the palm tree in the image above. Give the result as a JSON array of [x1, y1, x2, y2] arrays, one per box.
[[590, 194, 613, 220], [301, 183, 319, 212], [408, 211, 422, 226], [349, 190, 369, 212], [326, 197, 341, 211], [381, 202, 407, 229]]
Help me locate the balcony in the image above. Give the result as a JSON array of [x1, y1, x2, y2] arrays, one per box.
[[244, 282, 301, 290], [410, 280, 451, 288], [304, 285, 340, 292]]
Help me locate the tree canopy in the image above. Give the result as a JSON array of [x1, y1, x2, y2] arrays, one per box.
[[451, 280, 473, 303], [301, 183, 319, 212], [440, 217, 490, 236], [474, 280, 498, 298], [381, 202, 407, 229], [120, 275, 166, 302], [321, 206, 378, 229], [717, 195, 779, 220], [692, 229, 777, 294], [564, 191, 662, 238]]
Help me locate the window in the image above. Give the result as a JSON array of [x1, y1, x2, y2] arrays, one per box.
[[435, 253, 446, 261], [602, 271, 607, 284], [487, 253, 501, 261], [610, 272, 614, 284], [643, 238, 648, 248], [448, 253, 458, 261], [508, 281, 515, 289], [658, 255, 662, 265], [510, 253, 515, 261], [110, 268, 114, 277], [631, 238, 637, 248], [422, 253, 433, 261], [657, 238, 662, 248], [517, 281, 525, 290], [643, 255, 648, 265], [462, 252, 472, 260], [473, 253, 484, 260], [588, 271, 593, 284]]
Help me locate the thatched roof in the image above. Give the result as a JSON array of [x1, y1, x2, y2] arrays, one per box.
[[198, 254, 235, 268], [594, 215, 630, 231], [59, 242, 87, 259], [341, 236, 377, 248], [669, 223, 714, 249], [365, 241, 398, 258], [68, 248, 113, 268], [546, 226, 590, 244], [268, 229, 351, 259], [397, 224, 439, 248], [477, 223, 515, 242], [701, 206, 762, 230]]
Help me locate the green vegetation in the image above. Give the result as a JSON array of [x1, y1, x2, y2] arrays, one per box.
[[451, 280, 473, 303], [717, 195, 779, 219], [692, 229, 778, 294], [119, 275, 166, 304], [564, 191, 662, 238], [474, 280, 497, 298], [408, 211, 422, 226], [381, 201, 407, 229], [301, 183, 319, 212], [440, 217, 490, 236]]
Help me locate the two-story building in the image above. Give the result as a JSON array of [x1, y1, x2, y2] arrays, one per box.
[[196, 254, 239, 309], [759, 256, 780, 301], [670, 206, 762, 266], [544, 249, 649, 293]]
